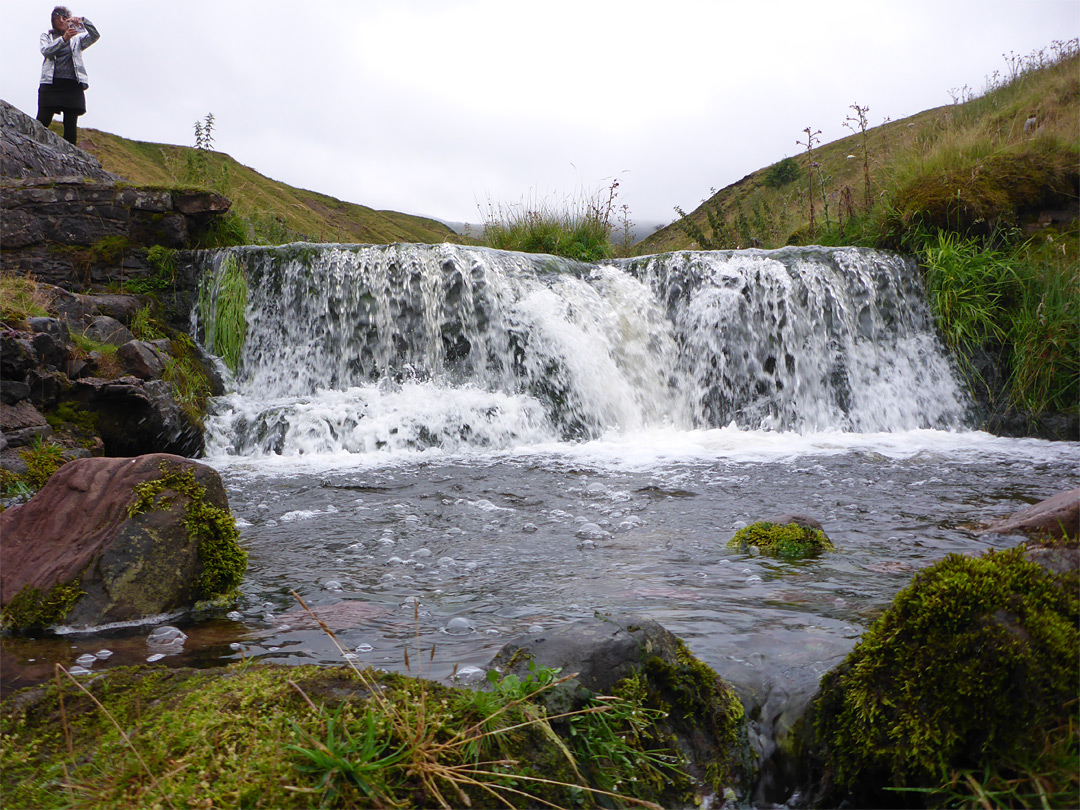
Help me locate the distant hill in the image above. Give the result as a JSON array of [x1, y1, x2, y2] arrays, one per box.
[[73, 127, 456, 246]]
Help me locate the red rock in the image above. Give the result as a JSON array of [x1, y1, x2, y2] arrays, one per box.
[[980, 488, 1080, 540]]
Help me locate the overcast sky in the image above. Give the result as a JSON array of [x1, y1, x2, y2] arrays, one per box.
[[2, 1, 1077, 227]]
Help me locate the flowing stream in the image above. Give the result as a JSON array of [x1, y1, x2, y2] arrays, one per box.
[[5, 244, 1076, 803]]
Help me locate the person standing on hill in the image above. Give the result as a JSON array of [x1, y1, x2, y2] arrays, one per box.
[[37, 6, 100, 146]]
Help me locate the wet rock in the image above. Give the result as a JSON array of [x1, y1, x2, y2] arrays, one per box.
[[490, 613, 751, 801], [979, 488, 1079, 540], [0, 454, 245, 630], [763, 513, 823, 531], [73, 377, 204, 457]]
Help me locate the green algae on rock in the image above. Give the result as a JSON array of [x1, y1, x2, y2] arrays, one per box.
[[809, 546, 1079, 807], [726, 521, 836, 558]]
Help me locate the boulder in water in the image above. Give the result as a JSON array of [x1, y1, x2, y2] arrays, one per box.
[[979, 488, 1079, 540], [490, 613, 751, 804], [0, 454, 246, 631], [726, 520, 835, 558], [803, 547, 1078, 807]]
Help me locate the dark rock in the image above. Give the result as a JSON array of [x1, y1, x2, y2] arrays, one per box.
[[0, 208, 45, 247], [74, 376, 204, 457], [27, 369, 66, 409], [0, 99, 120, 182], [82, 316, 134, 346], [0, 379, 31, 405], [0, 333, 38, 379], [0, 454, 244, 629], [117, 340, 166, 380], [173, 191, 231, 218], [980, 488, 1080, 540], [0, 424, 54, 449]]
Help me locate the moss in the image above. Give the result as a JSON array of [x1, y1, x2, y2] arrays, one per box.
[[726, 520, 836, 558], [0, 662, 686, 809], [0, 581, 85, 631], [18, 439, 67, 491], [640, 638, 748, 793], [45, 401, 99, 435], [127, 462, 246, 600], [812, 547, 1079, 805]]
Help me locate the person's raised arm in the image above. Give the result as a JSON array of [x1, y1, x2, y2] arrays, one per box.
[[73, 17, 101, 49]]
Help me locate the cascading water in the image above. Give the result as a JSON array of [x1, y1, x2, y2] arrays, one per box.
[[9, 243, 1076, 808], [194, 243, 969, 456]]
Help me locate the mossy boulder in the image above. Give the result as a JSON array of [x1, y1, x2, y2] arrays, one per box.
[[726, 520, 835, 558], [489, 614, 751, 804], [0, 453, 245, 630], [807, 546, 1079, 807]]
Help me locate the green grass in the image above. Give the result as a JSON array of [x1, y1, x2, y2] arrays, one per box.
[[479, 184, 619, 262], [198, 254, 248, 375], [75, 128, 458, 247]]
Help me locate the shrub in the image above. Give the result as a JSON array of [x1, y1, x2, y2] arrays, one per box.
[[764, 157, 801, 188]]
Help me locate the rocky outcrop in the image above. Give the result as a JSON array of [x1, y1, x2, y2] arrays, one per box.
[[0, 98, 119, 182], [0, 454, 245, 630], [979, 488, 1080, 540], [490, 613, 751, 803]]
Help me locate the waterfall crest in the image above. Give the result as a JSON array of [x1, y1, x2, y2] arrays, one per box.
[[193, 243, 968, 457]]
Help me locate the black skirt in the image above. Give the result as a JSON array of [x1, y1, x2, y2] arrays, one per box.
[[38, 78, 86, 115]]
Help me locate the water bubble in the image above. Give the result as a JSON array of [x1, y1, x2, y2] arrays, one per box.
[[522, 523, 538, 534], [575, 523, 608, 541], [75, 654, 97, 668], [95, 649, 113, 660], [578, 539, 595, 550], [226, 611, 242, 621], [745, 575, 763, 584], [413, 548, 432, 558], [450, 665, 486, 685], [385, 556, 408, 566], [268, 646, 280, 652], [438, 556, 457, 567], [323, 579, 344, 591], [147, 626, 187, 649], [69, 665, 92, 675], [276, 624, 292, 632], [484, 628, 501, 636], [355, 643, 374, 653], [343, 653, 358, 660], [527, 624, 544, 634], [742, 568, 753, 574], [146, 653, 165, 663], [444, 617, 475, 635], [229, 642, 242, 650], [400, 596, 421, 610], [732, 520, 747, 530]]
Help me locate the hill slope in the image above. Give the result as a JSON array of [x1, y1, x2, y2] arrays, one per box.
[[638, 47, 1078, 254], [74, 127, 455, 246]]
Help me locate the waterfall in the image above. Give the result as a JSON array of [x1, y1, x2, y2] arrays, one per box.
[[193, 243, 969, 457]]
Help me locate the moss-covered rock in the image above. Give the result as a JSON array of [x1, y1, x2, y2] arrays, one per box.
[[808, 546, 1079, 807], [1, 454, 245, 630], [726, 520, 836, 558]]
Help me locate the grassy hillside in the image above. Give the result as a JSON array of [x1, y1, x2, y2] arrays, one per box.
[[73, 126, 456, 246], [638, 46, 1079, 254]]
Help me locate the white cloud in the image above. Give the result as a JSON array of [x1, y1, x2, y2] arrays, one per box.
[[2, 0, 1075, 225]]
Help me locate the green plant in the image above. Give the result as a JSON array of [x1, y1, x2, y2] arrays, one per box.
[[198, 254, 248, 374], [726, 521, 836, 558], [19, 437, 66, 491], [129, 305, 164, 341], [764, 157, 801, 189]]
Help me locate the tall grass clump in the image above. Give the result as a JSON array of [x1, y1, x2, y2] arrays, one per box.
[[198, 253, 248, 375], [480, 181, 619, 262]]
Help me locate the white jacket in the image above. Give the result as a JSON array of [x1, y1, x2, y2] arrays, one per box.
[[39, 18, 100, 89]]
